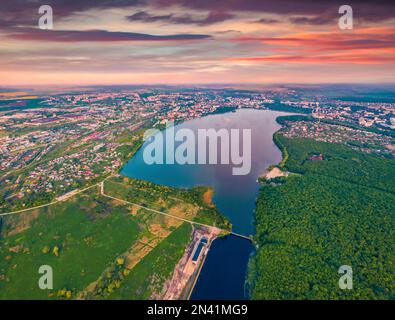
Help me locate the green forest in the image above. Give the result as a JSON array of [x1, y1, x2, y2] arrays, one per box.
[[249, 119, 395, 299]]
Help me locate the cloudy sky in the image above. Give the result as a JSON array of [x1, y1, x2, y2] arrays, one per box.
[[1, 0, 395, 86]]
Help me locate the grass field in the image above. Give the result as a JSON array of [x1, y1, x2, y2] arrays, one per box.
[[108, 223, 192, 299], [0, 175, 226, 299], [105, 176, 231, 230], [0, 187, 141, 299]]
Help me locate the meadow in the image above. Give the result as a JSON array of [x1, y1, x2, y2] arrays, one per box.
[[0, 175, 226, 299]]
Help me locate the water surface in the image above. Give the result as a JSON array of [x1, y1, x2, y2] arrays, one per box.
[[121, 109, 291, 299], [122, 109, 288, 235]]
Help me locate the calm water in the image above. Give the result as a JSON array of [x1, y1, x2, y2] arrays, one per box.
[[190, 234, 254, 300], [121, 109, 291, 299]]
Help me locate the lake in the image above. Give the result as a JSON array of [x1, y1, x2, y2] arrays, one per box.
[[121, 109, 291, 299]]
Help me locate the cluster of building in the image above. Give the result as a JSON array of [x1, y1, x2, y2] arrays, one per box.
[[17, 143, 122, 197], [0, 130, 69, 171], [311, 101, 394, 130], [282, 120, 395, 157], [152, 94, 257, 124], [0, 87, 394, 209]]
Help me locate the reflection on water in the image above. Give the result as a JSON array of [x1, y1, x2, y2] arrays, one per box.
[[121, 109, 292, 299], [190, 235, 254, 300], [122, 109, 289, 235]]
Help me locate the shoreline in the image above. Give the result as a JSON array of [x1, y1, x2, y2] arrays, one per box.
[[185, 234, 217, 300], [173, 111, 294, 300], [162, 226, 222, 300], [260, 166, 289, 180], [120, 110, 294, 300], [245, 114, 292, 299]]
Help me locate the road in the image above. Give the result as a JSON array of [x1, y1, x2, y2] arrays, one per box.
[[99, 182, 253, 242], [0, 177, 253, 242], [0, 183, 99, 217], [100, 182, 222, 231]]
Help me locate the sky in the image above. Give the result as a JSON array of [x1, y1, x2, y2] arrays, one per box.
[[1, 0, 395, 86]]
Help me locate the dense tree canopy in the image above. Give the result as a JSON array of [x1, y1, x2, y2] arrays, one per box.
[[249, 121, 395, 299]]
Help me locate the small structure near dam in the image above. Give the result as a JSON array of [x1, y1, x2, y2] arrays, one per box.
[[192, 237, 208, 264], [163, 226, 221, 300]]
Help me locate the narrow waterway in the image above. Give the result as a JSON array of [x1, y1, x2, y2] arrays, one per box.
[[121, 109, 292, 299]]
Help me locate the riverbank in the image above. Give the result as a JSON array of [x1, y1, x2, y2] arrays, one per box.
[[248, 115, 395, 299], [163, 226, 222, 300], [121, 109, 294, 299], [261, 167, 289, 180]]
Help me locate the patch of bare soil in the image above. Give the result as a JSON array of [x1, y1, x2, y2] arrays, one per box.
[[203, 188, 215, 208], [130, 205, 140, 215], [168, 203, 198, 220], [149, 223, 174, 237], [4, 209, 41, 237], [263, 167, 288, 180]]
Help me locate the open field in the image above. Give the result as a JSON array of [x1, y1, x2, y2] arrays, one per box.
[[107, 223, 192, 300], [0, 92, 38, 100], [0, 175, 227, 299], [105, 176, 231, 231], [0, 187, 141, 299]]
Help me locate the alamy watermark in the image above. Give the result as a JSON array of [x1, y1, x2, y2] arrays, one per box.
[[143, 121, 252, 176], [38, 265, 53, 290], [338, 265, 353, 290], [339, 5, 353, 30], [38, 5, 53, 30], [37, 4, 353, 31]]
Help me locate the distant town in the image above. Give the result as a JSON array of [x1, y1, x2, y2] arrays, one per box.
[[0, 86, 394, 212]]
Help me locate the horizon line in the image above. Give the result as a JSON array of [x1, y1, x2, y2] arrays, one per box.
[[2, 82, 395, 89]]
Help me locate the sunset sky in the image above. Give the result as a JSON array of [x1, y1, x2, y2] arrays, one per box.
[[1, 0, 395, 86]]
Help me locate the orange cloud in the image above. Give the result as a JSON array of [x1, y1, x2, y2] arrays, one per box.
[[226, 54, 395, 64], [231, 27, 395, 52]]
